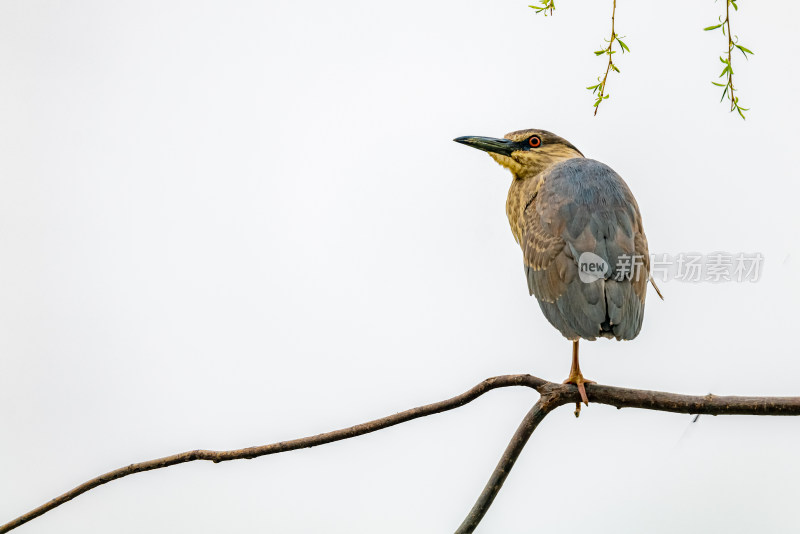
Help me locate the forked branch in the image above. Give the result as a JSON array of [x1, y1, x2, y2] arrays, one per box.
[[3, 374, 799, 534]]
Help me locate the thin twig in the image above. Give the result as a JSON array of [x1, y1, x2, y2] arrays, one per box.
[[591, 0, 620, 115], [3, 374, 800, 533], [706, 0, 752, 118], [454, 394, 561, 534], [724, 0, 734, 111]]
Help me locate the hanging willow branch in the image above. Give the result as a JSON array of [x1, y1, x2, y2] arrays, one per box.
[[530, 0, 753, 118], [586, 0, 629, 115], [3, 374, 800, 533], [705, 0, 754, 118]]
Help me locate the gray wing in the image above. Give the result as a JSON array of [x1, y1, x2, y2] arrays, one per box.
[[521, 158, 649, 340]]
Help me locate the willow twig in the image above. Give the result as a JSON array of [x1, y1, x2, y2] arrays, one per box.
[[586, 0, 630, 114], [705, 0, 753, 118]]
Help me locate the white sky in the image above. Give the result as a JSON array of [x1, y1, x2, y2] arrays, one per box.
[[2, 1, 800, 532]]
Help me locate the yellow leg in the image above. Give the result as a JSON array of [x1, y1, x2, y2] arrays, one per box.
[[562, 340, 595, 406]]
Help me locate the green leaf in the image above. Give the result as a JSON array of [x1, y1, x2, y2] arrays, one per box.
[[594, 50, 606, 56], [618, 39, 630, 53], [704, 24, 723, 31], [711, 81, 726, 87], [611, 64, 620, 73]]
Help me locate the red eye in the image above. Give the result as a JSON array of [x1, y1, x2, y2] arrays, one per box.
[[528, 136, 542, 148]]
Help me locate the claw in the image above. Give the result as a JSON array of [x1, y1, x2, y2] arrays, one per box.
[[577, 380, 589, 405], [562, 374, 595, 406]]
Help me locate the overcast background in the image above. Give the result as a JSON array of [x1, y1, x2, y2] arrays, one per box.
[[2, 1, 799, 532]]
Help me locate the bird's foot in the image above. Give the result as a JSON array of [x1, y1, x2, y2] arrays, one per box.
[[562, 373, 595, 407]]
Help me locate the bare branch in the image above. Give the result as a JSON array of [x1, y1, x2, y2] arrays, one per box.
[[3, 374, 800, 533], [455, 394, 561, 534], [454, 381, 800, 533], [0, 374, 546, 534], [583, 384, 800, 415]]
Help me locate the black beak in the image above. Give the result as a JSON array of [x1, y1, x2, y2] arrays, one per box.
[[453, 135, 516, 156]]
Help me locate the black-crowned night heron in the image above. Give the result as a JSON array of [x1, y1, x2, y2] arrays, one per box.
[[454, 129, 661, 406]]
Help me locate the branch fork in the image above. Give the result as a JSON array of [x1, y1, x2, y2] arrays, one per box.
[[3, 374, 799, 533]]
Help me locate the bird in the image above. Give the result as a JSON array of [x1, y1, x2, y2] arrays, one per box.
[[454, 129, 661, 406]]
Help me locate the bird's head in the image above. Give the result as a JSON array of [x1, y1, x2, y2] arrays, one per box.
[[454, 129, 584, 179]]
